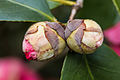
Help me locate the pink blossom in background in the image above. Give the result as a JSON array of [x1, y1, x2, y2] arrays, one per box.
[[0, 58, 43, 80], [111, 46, 120, 56], [104, 22, 120, 56]]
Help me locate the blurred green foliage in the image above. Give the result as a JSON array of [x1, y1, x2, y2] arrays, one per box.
[[113, 0, 120, 15]]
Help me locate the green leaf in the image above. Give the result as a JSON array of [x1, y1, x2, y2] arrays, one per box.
[[47, 0, 62, 9], [113, 0, 120, 15], [61, 44, 120, 80], [0, 0, 54, 22], [76, 0, 119, 30]]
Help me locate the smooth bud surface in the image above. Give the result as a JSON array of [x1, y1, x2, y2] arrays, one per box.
[[22, 22, 66, 61], [65, 19, 104, 54]]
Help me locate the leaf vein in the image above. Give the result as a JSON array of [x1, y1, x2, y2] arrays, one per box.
[[90, 63, 120, 74]]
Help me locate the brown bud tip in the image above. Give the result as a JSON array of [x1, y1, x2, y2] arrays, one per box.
[[65, 19, 104, 54], [22, 22, 66, 61]]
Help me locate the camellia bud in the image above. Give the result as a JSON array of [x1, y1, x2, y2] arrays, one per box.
[[22, 22, 66, 61], [65, 19, 104, 54]]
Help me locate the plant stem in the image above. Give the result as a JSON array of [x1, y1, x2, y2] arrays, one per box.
[[69, 0, 83, 21], [84, 54, 94, 80], [49, 0, 76, 6]]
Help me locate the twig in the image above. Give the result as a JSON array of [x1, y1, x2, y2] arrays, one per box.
[[49, 0, 76, 6], [69, 0, 83, 21]]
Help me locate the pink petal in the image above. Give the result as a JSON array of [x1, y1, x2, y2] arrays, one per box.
[[111, 45, 120, 56], [25, 52, 37, 60], [23, 39, 34, 52], [0, 58, 43, 80], [23, 39, 37, 60], [104, 22, 120, 45]]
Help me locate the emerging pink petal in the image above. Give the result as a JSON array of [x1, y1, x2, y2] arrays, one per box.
[[23, 39, 37, 60], [23, 39, 34, 52]]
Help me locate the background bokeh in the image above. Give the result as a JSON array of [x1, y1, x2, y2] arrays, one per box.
[[0, 0, 120, 79]]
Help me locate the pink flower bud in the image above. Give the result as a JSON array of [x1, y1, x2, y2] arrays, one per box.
[[22, 22, 66, 61]]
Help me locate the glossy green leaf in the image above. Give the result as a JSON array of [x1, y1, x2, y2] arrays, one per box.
[[76, 0, 119, 29], [61, 44, 120, 80], [47, 0, 62, 9], [0, 0, 54, 22], [113, 0, 120, 15]]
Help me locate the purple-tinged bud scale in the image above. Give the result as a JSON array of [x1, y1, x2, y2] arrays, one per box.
[[22, 22, 66, 61], [65, 19, 104, 54]]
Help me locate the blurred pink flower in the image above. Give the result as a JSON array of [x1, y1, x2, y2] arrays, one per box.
[[0, 58, 43, 80], [111, 46, 120, 56], [104, 22, 120, 56]]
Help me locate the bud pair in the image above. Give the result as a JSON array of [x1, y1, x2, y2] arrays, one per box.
[[22, 19, 103, 61]]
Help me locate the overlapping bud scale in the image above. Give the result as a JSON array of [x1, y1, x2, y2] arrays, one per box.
[[65, 19, 103, 54], [23, 22, 66, 61]]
